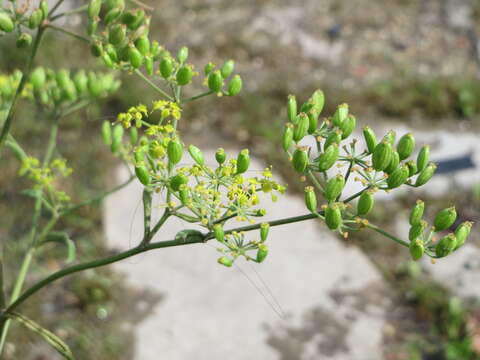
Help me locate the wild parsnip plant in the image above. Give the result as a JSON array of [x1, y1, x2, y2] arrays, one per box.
[[0, 0, 474, 358]]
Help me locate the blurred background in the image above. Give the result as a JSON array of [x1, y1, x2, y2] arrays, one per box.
[[1, 0, 480, 359]]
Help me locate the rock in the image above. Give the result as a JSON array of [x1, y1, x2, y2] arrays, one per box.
[[103, 149, 389, 360]]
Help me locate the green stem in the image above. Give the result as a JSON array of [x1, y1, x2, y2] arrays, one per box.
[[182, 90, 214, 104], [134, 70, 173, 101], [48, 0, 66, 18], [46, 24, 90, 43], [50, 4, 88, 21], [365, 223, 409, 247], [307, 170, 324, 192], [142, 189, 152, 239]]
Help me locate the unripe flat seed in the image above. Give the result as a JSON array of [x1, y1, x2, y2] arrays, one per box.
[[287, 95, 297, 122], [384, 151, 400, 174], [317, 143, 339, 172], [332, 103, 348, 127], [409, 200, 424, 226], [292, 148, 308, 173], [325, 175, 345, 202], [357, 190, 374, 216], [363, 126, 377, 154], [282, 124, 294, 152], [176, 66, 193, 86], [325, 203, 342, 230], [160, 58, 173, 78], [372, 142, 393, 171], [228, 75, 242, 96], [236, 149, 250, 174], [167, 139, 183, 165], [433, 207, 457, 232], [293, 113, 309, 142], [415, 163, 436, 187], [324, 131, 341, 151], [188, 145, 205, 166], [387, 164, 409, 189], [454, 222, 473, 250], [221, 60, 235, 78], [135, 166, 150, 186], [256, 244, 269, 263], [397, 133, 415, 160], [304, 187, 317, 213], [417, 145, 430, 172], [340, 115, 356, 139], [435, 234, 457, 258], [208, 70, 223, 92], [409, 239, 424, 261]]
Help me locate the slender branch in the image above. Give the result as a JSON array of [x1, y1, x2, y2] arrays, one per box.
[[134, 70, 173, 100], [142, 189, 153, 239], [182, 90, 214, 104], [365, 223, 409, 247], [50, 4, 88, 21], [48, 0, 66, 18], [46, 24, 90, 43], [146, 210, 171, 244], [342, 187, 368, 203], [307, 170, 324, 192]]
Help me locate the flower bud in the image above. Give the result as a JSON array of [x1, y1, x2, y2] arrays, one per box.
[[324, 131, 341, 151], [304, 186, 317, 213], [170, 174, 188, 191], [292, 147, 308, 173], [16, 33, 32, 48], [415, 163, 436, 187], [213, 224, 224, 242], [382, 130, 396, 145], [28, 9, 43, 29], [293, 113, 309, 142], [218, 256, 233, 267], [409, 239, 424, 261], [372, 142, 393, 171], [215, 148, 226, 164], [282, 123, 294, 152], [409, 220, 426, 241], [325, 174, 345, 202], [108, 24, 126, 45], [135, 35, 150, 55], [406, 160, 417, 177], [340, 115, 356, 139], [236, 149, 250, 174], [177, 46, 189, 63], [317, 143, 339, 172], [454, 221, 473, 250], [435, 233, 457, 258], [160, 57, 173, 78], [188, 145, 205, 166], [135, 166, 150, 186], [397, 133, 415, 160], [260, 223, 269, 242], [310, 89, 325, 115], [129, 127, 138, 145], [167, 139, 183, 165], [409, 200, 424, 226], [357, 190, 374, 216], [325, 203, 342, 230], [176, 66, 193, 86], [88, 0, 102, 19], [220, 60, 235, 78], [387, 164, 409, 189], [204, 62, 215, 76], [363, 126, 377, 154], [208, 70, 223, 93], [179, 185, 191, 205], [416, 145, 430, 172], [111, 124, 124, 153], [433, 207, 456, 232], [128, 46, 143, 69], [227, 75, 242, 96], [287, 95, 297, 122], [30, 67, 46, 90], [40, 0, 49, 18], [332, 103, 348, 127], [256, 244, 269, 263], [101, 121, 112, 145]]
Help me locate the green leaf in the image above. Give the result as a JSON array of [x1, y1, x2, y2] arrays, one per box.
[[40, 231, 76, 263], [6, 312, 75, 360]]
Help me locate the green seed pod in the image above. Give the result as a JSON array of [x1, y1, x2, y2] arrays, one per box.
[[215, 148, 226, 164], [256, 244, 269, 263], [88, 0, 102, 19], [304, 186, 317, 213], [30, 67, 46, 90], [128, 46, 143, 68], [144, 56, 154, 75], [409, 220, 426, 241], [382, 130, 396, 145], [416, 145, 430, 172], [433, 207, 457, 232], [221, 59, 235, 78], [409, 239, 424, 261], [307, 110, 318, 135], [160, 57, 173, 78], [363, 126, 377, 154], [101, 121, 112, 145], [188, 145, 205, 166], [127, 9, 145, 30], [167, 139, 183, 165], [170, 174, 188, 191], [227, 75, 242, 96], [332, 103, 348, 127], [87, 72, 103, 97], [236, 149, 250, 174], [28, 9, 43, 29], [90, 41, 103, 58], [384, 151, 400, 174], [179, 185, 190, 205], [454, 221, 473, 250], [282, 123, 294, 152], [56, 69, 70, 89], [135, 166, 150, 186], [357, 190, 375, 216], [108, 24, 126, 45], [317, 143, 339, 172], [104, 7, 122, 24], [322, 132, 339, 151], [387, 164, 409, 189], [16, 33, 32, 48], [204, 62, 215, 75], [176, 66, 193, 86], [397, 133, 415, 160], [111, 124, 124, 153], [260, 223, 269, 242], [208, 70, 223, 92], [287, 95, 297, 122], [151, 40, 161, 59], [372, 142, 393, 171], [218, 256, 233, 267], [135, 35, 150, 55], [409, 200, 424, 226], [292, 147, 308, 173], [177, 46, 189, 63], [40, 0, 49, 18], [415, 163, 436, 187], [435, 233, 457, 258], [406, 160, 417, 177], [325, 174, 345, 202], [213, 224, 224, 242], [293, 113, 309, 142], [134, 149, 144, 164], [325, 203, 342, 230], [129, 127, 138, 145], [310, 89, 325, 115], [340, 115, 356, 139], [87, 19, 98, 36]]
